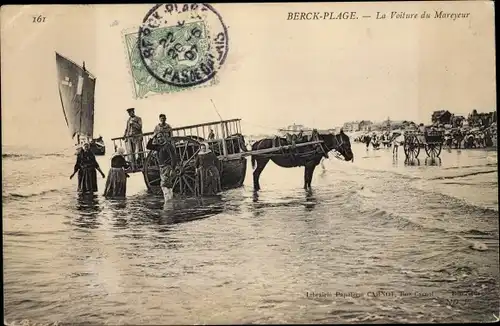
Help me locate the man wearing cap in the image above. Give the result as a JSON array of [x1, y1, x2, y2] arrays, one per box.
[[124, 108, 144, 169]]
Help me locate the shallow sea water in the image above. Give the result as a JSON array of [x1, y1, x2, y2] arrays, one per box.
[[3, 143, 499, 324]]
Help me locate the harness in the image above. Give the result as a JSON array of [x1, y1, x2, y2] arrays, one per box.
[[329, 134, 347, 160]]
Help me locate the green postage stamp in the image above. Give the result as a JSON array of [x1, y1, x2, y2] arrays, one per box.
[[123, 25, 219, 99], [124, 4, 229, 99]]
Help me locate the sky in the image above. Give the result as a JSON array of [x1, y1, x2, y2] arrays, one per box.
[[1, 2, 496, 150]]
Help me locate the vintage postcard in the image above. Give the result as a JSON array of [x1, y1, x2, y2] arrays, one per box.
[[2, 1, 498, 325]]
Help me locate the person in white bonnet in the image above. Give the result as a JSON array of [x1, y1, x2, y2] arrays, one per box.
[[103, 147, 130, 198], [195, 142, 221, 196]]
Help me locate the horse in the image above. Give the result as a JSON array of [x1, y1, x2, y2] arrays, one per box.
[[251, 131, 354, 191]]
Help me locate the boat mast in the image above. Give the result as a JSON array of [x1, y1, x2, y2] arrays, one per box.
[[79, 61, 85, 144]]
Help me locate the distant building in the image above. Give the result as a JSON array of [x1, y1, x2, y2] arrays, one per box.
[[389, 120, 405, 130], [431, 110, 453, 125], [381, 117, 404, 131], [358, 120, 373, 132], [400, 120, 417, 130], [278, 123, 311, 136], [342, 121, 359, 132]]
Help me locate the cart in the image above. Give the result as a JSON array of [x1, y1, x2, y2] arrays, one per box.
[[111, 118, 325, 197], [112, 119, 247, 196], [403, 130, 444, 161]]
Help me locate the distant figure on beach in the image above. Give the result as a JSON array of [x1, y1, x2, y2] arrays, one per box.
[[195, 142, 221, 196], [70, 142, 105, 193], [208, 129, 215, 140], [124, 108, 143, 169], [392, 134, 403, 157], [103, 147, 130, 198], [153, 113, 173, 137], [418, 123, 426, 134], [364, 134, 371, 150]]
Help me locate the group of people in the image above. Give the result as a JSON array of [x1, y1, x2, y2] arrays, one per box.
[[444, 125, 496, 149], [354, 121, 497, 156], [71, 108, 222, 201]]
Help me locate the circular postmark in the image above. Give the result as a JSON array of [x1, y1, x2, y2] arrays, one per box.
[[138, 3, 229, 87]]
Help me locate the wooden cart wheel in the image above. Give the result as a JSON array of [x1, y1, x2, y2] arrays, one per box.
[[143, 141, 177, 195], [170, 136, 201, 197], [424, 143, 433, 158], [143, 151, 162, 195], [404, 134, 420, 160], [403, 134, 411, 158], [435, 142, 443, 157], [424, 143, 442, 159]]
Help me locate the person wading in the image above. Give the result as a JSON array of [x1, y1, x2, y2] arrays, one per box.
[[124, 108, 143, 169], [70, 142, 105, 193], [364, 134, 372, 150], [103, 147, 130, 198], [392, 133, 403, 157], [146, 132, 176, 202], [195, 142, 222, 196], [154, 114, 173, 137]]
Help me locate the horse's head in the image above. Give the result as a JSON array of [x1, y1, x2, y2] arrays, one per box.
[[320, 130, 354, 162]]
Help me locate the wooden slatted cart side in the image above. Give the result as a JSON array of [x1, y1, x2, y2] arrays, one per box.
[[110, 119, 246, 172], [110, 118, 248, 196]]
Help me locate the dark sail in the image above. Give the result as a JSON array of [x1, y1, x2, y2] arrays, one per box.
[[55, 52, 96, 141]]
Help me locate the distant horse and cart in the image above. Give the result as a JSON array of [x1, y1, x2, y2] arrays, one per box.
[[111, 119, 354, 197], [403, 129, 445, 164]]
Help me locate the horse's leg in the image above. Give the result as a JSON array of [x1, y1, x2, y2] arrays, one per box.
[[303, 165, 309, 189], [253, 157, 269, 191], [307, 164, 317, 189]]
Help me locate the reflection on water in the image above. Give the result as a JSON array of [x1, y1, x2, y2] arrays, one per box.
[[74, 193, 102, 229], [404, 158, 421, 166], [425, 157, 443, 166], [304, 190, 316, 211]]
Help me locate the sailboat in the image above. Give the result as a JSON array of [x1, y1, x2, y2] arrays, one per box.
[[55, 52, 105, 155]]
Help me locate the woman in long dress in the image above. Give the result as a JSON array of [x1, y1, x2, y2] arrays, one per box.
[[195, 142, 222, 196], [70, 142, 105, 193], [104, 147, 130, 198]]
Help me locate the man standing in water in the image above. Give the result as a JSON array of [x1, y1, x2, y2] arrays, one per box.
[[146, 132, 175, 202], [124, 108, 143, 169]]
